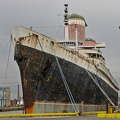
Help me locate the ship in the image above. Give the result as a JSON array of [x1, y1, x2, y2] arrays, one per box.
[[11, 4, 119, 113]]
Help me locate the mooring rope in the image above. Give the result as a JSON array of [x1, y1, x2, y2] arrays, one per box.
[[3, 40, 11, 86], [86, 69, 119, 111], [51, 46, 79, 112]]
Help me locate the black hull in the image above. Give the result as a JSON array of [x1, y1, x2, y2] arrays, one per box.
[[14, 44, 118, 110]]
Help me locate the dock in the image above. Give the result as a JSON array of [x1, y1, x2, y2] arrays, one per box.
[[0, 106, 24, 112], [0, 115, 117, 120]]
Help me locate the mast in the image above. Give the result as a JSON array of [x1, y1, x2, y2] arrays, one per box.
[[64, 4, 69, 41], [75, 24, 78, 51]]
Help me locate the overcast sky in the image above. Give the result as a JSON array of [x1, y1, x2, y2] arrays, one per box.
[[0, 0, 120, 99]]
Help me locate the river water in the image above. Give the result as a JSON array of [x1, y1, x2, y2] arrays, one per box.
[[0, 110, 24, 114]]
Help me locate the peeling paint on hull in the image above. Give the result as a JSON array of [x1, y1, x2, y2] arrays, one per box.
[[14, 44, 118, 114]]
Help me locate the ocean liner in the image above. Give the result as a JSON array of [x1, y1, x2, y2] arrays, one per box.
[[11, 5, 119, 113]]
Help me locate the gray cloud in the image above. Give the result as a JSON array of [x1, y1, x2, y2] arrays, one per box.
[[0, 0, 120, 99]]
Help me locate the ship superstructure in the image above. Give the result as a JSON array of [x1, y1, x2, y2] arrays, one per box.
[[11, 4, 119, 114]]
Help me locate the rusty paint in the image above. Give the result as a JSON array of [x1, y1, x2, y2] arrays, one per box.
[[25, 104, 34, 114], [14, 43, 118, 113]]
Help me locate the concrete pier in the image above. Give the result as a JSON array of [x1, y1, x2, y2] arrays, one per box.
[[0, 106, 24, 112], [0, 115, 117, 120]]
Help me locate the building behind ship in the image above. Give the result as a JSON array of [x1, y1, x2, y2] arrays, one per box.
[[0, 87, 10, 107]]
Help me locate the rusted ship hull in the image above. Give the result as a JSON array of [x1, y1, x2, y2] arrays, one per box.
[[14, 44, 118, 113]]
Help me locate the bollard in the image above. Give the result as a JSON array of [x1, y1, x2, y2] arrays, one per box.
[[81, 101, 83, 116], [109, 107, 112, 113], [106, 99, 109, 113]]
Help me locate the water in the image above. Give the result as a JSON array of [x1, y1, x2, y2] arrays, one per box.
[[0, 110, 24, 114]]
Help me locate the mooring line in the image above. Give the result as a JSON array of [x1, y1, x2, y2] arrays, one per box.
[[86, 69, 119, 111], [3, 40, 11, 86], [51, 46, 79, 112]]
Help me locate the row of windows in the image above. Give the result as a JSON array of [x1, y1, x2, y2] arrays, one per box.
[[58, 42, 83, 46]]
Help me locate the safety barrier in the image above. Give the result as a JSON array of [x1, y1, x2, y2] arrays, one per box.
[[0, 112, 79, 118], [83, 111, 106, 115], [0, 111, 107, 118], [98, 113, 120, 118]]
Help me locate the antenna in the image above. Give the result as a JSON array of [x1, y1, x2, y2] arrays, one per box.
[[17, 84, 20, 105], [64, 4, 68, 25], [64, 4, 69, 41], [18, 84, 20, 99]]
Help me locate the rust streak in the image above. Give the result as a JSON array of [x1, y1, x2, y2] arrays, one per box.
[[25, 104, 34, 114]]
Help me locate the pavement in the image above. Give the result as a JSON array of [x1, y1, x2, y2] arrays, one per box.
[[0, 115, 117, 120]]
